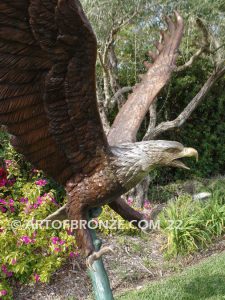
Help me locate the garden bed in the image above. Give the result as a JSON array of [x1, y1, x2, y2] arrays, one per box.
[[13, 234, 225, 300]]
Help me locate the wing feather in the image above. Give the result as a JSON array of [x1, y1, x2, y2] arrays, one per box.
[[0, 0, 108, 184]]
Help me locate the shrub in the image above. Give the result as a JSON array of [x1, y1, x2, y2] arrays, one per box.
[[151, 58, 225, 185], [159, 188, 225, 258], [97, 202, 138, 236], [0, 140, 78, 297]]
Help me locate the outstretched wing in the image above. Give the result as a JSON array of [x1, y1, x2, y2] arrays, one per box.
[[0, 0, 108, 184], [108, 12, 184, 145]]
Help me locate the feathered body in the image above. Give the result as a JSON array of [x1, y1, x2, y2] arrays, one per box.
[[0, 0, 197, 263]]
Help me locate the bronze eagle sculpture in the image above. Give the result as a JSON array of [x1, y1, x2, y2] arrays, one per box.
[[0, 0, 198, 267]]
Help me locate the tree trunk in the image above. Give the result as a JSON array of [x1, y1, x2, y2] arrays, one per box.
[[126, 176, 151, 207]]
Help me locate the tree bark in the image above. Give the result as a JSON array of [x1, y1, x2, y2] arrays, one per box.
[[127, 176, 151, 207]]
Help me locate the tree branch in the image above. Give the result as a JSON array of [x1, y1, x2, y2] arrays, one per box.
[[42, 204, 68, 223], [96, 86, 111, 134], [102, 7, 140, 67], [144, 64, 225, 140], [112, 8, 140, 34], [176, 48, 204, 72], [211, 37, 224, 67], [176, 18, 210, 72], [109, 86, 133, 109], [143, 100, 157, 140]]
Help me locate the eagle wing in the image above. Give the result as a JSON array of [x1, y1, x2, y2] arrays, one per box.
[[0, 0, 108, 184]]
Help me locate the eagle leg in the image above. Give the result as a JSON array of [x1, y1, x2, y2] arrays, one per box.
[[67, 207, 95, 257], [68, 205, 114, 268], [109, 198, 164, 230], [109, 197, 146, 226]]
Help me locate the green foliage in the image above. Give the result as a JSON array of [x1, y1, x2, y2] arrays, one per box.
[[98, 205, 139, 236], [0, 135, 77, 297], [148, 177, 212, 203], [159, 184, 225, 257], [152, 58, 225, 184]]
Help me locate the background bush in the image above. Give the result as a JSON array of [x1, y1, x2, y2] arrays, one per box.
[[0, 136, 78, 298], [155, 59, 225, 184], [159, 181, 225, 257]]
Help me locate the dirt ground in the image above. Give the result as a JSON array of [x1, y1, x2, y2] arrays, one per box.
[[13, 232, 225, 300]]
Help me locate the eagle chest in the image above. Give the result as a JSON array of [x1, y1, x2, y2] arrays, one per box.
[[66, 163, 125, 210]]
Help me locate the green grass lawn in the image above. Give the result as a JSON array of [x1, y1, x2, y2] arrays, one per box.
[[117, 251, 225, 300]]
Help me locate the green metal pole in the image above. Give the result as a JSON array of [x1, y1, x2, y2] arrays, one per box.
[[88, 208, 114, 300]]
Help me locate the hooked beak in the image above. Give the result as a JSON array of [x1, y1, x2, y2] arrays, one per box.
[[171, 147, 199, 170]]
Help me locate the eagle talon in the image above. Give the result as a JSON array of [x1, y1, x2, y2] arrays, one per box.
[[86, 246, 114, 271], [86, 258, 96, 272]]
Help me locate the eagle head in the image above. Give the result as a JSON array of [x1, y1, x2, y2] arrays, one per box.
[[111, 141, 198, 190]]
